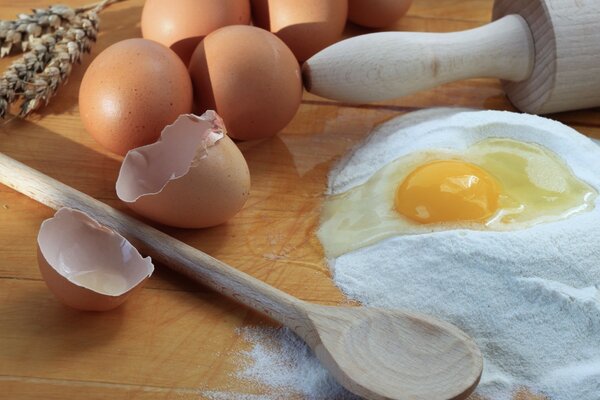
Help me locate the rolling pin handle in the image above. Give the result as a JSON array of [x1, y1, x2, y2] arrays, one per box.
[[303, 14, 535, 104]]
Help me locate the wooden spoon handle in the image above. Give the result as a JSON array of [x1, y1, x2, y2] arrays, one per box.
[[0, 152, 307, 326], [303, 14, 534, 103]]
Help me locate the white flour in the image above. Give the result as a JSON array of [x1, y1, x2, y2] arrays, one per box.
[[203, 327, 357, 400], [238, 327, 356, 400], [221, 109, 600, 400]]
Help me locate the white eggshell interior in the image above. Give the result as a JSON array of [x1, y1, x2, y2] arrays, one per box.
[[116, 111, 225, 203], [38, 208, 154, 296]]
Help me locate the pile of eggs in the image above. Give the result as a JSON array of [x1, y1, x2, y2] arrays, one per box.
[[39, 0, 414, 310], [80, 0, 414, 149], [77, 0, 415, 228]]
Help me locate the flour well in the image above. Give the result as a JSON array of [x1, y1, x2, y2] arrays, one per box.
[[327, 109, 600, 400], [228, 109, 600, 400]]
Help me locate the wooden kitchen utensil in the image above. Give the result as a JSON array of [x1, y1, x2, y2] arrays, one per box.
[[303, 0, 600, 114], [0, 152, 482, 400]]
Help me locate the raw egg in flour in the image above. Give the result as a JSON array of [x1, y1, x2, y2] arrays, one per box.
[[319, 136, 597, 258]]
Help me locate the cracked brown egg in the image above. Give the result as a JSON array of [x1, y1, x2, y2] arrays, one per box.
[[116, 111, 251, 228]]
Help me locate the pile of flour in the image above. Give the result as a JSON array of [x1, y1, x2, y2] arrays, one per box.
[[218, 109, 600, 400]]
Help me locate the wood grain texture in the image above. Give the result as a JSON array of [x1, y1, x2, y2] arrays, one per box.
[[0, 152, 483, 400], [0, 0, 597, 399]]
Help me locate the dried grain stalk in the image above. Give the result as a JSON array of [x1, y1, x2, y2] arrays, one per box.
[[0, 0, 123, 118], [0, 5, 76, 57]]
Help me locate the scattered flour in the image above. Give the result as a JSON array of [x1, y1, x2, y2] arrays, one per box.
[[222, 109, 600, 400], [204, 392, 280, 400], [237, 327, 356, 400], [204, 327, 356, 400]]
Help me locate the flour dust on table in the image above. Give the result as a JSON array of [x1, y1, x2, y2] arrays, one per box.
[[203, 327, 356, 400]]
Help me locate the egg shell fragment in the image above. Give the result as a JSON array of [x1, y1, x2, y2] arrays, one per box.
[[141, 0, 251, 65], [348, 0, 413, 28], [37, 208, 154, 311], [79, 38, 193, 156], [188, 25, 302, 141], [116, 111, 251, 228], [251, 0, 348, 62]]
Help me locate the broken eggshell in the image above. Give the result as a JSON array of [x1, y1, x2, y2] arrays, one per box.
[[116, 111, 251, 228], [37, 208, 154, 311]]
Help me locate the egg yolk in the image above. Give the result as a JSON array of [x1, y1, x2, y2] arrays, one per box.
[[395, 160, 501, 224]]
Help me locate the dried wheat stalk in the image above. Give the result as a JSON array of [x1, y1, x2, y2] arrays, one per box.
[[0, 34, 57, 117], [0, 0, 123, 118], [0, 5, 76, 57]]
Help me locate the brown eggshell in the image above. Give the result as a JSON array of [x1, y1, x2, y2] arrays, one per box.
[[188, 26, 302, 141], [251, 0, 348, 62], [116, 111, 251, 228], [141, 0, 251, 65], [37, 208, 154, 312], [79, 39, 193, 156], [348, 0, 413, 28]]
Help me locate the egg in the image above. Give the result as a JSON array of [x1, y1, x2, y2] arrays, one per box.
[[348, 0, 412, 28], [141, 0, 251, 65], [188, 25, 302, 141], [116, 111, 250, 228], [37, 208, 154, 311], [250, 0, 348, 62], [79, 39, 193, 156], [318, 111, 597, 258]]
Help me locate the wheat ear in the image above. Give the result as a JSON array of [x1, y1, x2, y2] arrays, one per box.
[[0, 0, 124, 118]]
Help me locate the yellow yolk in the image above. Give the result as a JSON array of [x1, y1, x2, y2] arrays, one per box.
[[318, 138, 597, 258], [395, 160, 501, 224]]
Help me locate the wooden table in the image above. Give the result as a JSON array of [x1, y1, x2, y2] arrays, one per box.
[[1, 1, 597, 399]]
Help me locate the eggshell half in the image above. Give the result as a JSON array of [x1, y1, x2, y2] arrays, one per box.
[[37, 208, 154, 311], [116, 111, 251, 228]]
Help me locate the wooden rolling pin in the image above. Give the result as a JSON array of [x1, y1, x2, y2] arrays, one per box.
[[303, 0, 600, 114]]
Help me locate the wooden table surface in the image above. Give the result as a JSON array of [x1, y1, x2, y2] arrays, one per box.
[[1, 1, 598, 399]]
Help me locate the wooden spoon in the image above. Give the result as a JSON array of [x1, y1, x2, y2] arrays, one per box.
[[0, 152, 482, 400]]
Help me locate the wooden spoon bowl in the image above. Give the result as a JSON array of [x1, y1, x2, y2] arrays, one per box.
[[306, 305, 482, 400]]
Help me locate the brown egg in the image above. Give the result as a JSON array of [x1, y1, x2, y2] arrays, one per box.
[[79, 39, 193, 156], [251, 0, 347, 62], [141, 0, 251, 65], [37, 208, 154, 311], [116, 111, 251, 228], [188, 25, 302, 141], [348, 0, 413, 28]]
